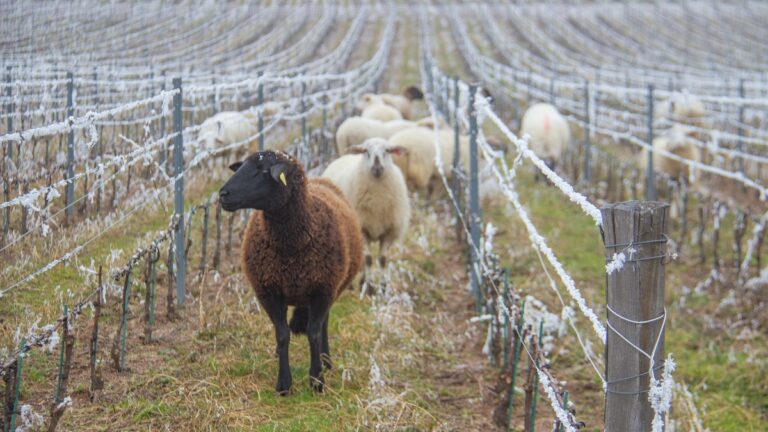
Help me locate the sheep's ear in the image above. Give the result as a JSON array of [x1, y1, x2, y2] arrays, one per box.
[[214, 137, 224, 145], [387, 146, 408, 156], [229, 161, 243, 172], [404, 86, 424, 101], [481, 88, 493, 102], [362, 93, 374, 102], [270, 163, 289, 186], [347, 145, 366, 154]]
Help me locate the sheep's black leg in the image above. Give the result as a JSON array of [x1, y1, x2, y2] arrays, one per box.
[[320, 314, 332, 371], [260, 294, 292, 395], [307, 293, 331, 393]]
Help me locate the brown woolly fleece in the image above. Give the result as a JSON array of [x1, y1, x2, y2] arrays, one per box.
[[240, 155, 364, 308]]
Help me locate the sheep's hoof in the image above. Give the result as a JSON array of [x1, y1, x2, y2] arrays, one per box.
[[378, 256, 387, 268], [276, 377, 292, 396], [310, 376, 325, 393]]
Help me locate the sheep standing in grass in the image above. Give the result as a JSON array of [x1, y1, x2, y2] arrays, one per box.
[[219, 151, 364, 395], [519, 103, 571, 172], [357, 93, 404, 121], [335, 117, 422, 155], [378, 86, 424, 119], [322, 138, 410, 271], [641, 125, 700, 181]]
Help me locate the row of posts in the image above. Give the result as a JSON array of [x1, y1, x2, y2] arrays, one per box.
[[0, 71, 188, 306], [3, 194, 241, 431], [435, 69, 671, 431], [578, 79, 749, 202], [0, 63, 298, 305]]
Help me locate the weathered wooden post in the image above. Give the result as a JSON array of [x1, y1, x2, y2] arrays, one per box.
[[89, 268, 103, 401], [49, 307, 74, 432], [734, 211, 746, 275], [144, 249, 158, 344], [713, 203, 723, 273], [212, 202, 222, 271], [167, 239, 175, 319], [601, 201, 668, 432], [112, 270, 132, 372]]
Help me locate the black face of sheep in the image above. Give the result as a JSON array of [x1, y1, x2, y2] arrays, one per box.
[[219, 152, 293, 212], [481, 87, 493, 105], [404, 85, 424, 101]]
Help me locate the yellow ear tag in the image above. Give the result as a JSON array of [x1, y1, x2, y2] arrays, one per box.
[[279, 172, 288, 186]]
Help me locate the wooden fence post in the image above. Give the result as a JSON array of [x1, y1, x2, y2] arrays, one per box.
[[48, 309, 74, 432], [601, 201, 668, 432], [89, 268, 103, 401]]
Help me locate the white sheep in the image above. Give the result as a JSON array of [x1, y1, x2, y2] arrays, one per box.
[[198, 102, 284, 155], [198, 111, 260, 157], [378, 86, 424, 119], [388, 127, 500, 201], [519, 103, 571, 171], [357, 93, 403, 122], [640, 125, 700, 182], [388, 127, 438, 193], [322, 138, 411, 270], [335, 117, 422, 155], [387, 127, 472, 195], [655, 91, 707, 127]]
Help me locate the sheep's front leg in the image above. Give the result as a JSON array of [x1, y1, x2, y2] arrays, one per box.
[[260, 294, 292, 395], [307, 293, 331, 393]]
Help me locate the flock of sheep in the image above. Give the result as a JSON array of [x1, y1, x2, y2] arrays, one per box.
[[211, 84, 706, 395]]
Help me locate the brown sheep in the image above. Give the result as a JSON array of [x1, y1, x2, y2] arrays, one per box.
[[218, 150, 364, 395]]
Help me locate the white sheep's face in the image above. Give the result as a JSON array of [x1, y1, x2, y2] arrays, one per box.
[[355, 93, 383, 112], [348, 138, 407, 179]]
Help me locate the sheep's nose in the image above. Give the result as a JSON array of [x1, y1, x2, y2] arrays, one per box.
[[219, 189, 230, 198]]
